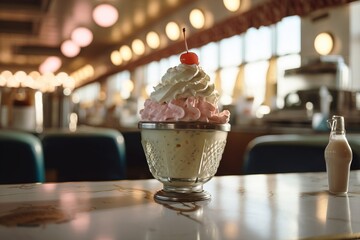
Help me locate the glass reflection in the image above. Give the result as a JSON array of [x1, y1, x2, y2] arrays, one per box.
[[147, 201, 219, 239], [326, 194, 352, 234]]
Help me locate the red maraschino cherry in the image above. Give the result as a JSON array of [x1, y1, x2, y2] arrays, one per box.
[[180, 28, 199, 65]]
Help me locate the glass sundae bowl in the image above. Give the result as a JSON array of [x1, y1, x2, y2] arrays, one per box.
[[139, 121, 230, 202]]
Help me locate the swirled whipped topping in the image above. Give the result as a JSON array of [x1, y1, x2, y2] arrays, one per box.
[[140, 64, 230, 124]]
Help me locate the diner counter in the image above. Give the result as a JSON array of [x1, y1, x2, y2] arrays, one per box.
[[0, 171, 359, 240]]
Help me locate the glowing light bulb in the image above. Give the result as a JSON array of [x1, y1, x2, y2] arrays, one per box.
[[189, 9, 205, 29], [314, 32, 334, 55], [132, 39, 145, 55], [71, 27, 93, 47], [111, 50, 122, 66], [146, 31, 160, 49], [165, 21, 180, 41], [92, 4, 119, 27], [61, 40, 80, 58], [119, 45, 132, 61], [223, 0, 241, 12]]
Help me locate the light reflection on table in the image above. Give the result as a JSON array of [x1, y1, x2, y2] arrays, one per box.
[[0, 171, 359, 240]]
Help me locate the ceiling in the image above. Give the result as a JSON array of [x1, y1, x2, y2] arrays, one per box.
[[0, 0, 194, 75]]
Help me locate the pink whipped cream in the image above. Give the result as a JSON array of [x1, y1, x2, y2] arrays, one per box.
[[140, 64, 230, 124], [140, 96, 230, 123]]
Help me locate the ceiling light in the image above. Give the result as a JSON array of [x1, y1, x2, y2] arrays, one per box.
[[223, 0, 241, 12], [70, 64, 94, 87], [119, 45, 133, 61], [6, 76, 20, 88], [14, 71, 27, 83], [62, 77, 75, 91], [189, 8, 205, 29], [314, 32, 334, 55], [39, 56, 62, 74], [148, 0, 160, 18], [110, 50, 122, 66], [28, 71, 41, 89], [165, 21, 180, 41], [28, 71, 41, 81], [146, 31, 160, 49], [55, 72, 69, 87], [0, 70, 12, 87], [92, 4, 119, 28], [166, 0, 179, 6], [22, 75, 36, 89], [0, 70, 12, 79], [61, 40, 81, 58], [134, 9, 145, 26], [71, 27, 93, 47], [132, 39, 145, 56], [57, 72, 75, 90]]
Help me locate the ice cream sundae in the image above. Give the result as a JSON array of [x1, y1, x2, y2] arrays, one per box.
[[139, 28, 230, 201]]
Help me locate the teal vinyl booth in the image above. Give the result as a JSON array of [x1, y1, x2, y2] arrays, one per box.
[[41, 127, 126, 182], [0, 130, 45, 184], [243, 134, 360, 174]]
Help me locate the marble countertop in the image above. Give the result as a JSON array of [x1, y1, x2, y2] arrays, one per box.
[[0, 171, 359, 240]]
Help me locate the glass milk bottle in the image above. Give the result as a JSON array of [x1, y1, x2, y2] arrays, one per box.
[[324, 115, 352, 194]]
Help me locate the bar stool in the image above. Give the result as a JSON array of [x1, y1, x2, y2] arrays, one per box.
[[41, 127, 126, 182], [0, 130, 45, 184]]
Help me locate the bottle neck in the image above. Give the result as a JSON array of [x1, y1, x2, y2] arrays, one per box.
[[330, 130, 346, 140], [328, 115, 346, 136]]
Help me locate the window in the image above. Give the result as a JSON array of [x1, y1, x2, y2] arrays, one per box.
[[106, 71, 131, 104], [218, 35, 243, 105], [168, 54, 180, 67], [276, 54, 301, 107], [245, 27, 272, 62], [159, 58, 170, 77], [220, 67, 239, 104], [276, 16, 301, 55], [145, 61, 161, 94], [220, 35, 242, 67], [74, 82, 100, 104], [244, 61, 269, 107], [200, 42, 218, 72]]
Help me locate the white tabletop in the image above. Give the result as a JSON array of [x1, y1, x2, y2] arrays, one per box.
[[0, 171, 359, 240]]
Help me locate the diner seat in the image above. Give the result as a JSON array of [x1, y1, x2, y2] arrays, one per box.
[[0, 130, 45, 184], [41, 127, 126, 182], [121, 131, 152, 179], [243, 134, 360, 174]]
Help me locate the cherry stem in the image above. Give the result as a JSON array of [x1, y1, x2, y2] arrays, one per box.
[[182, 28, 189, 53]]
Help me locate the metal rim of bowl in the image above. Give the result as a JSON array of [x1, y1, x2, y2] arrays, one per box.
[[138, 121, 231, 131]]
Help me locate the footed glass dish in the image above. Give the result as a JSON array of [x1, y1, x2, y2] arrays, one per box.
[[139, 122, 230, 202]]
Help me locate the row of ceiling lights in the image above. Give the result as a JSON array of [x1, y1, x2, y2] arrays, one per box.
[[109, 3, 238, 66], [61, 3, 118, 58], [72, 0, 241, 84], [40, 0, 241, 78], [109, 8, 204, 66], [39, 3, 120, 74], [31, 0, 338, 88], [0, 70, 75, 93]]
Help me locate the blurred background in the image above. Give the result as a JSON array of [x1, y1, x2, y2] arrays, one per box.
[[1, 0, 359, 132], [1, 0, 360, 180]]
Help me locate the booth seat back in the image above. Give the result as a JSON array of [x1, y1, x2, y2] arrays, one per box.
[[0, 130, 45, 184], [41, 128, 126, 182], [243, 134, 360, 175], [121, 131, 152, 179]]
